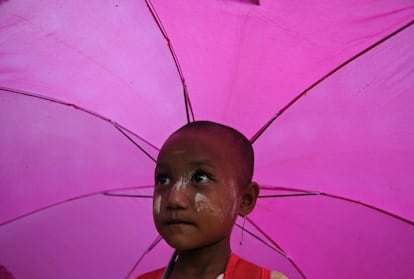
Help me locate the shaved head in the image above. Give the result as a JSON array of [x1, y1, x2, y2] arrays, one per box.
[[165, 121, 254, 188]]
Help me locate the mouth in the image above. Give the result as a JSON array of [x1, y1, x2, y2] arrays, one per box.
[[165, 219, 194, 226]]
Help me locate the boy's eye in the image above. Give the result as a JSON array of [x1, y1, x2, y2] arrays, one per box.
[[156, 175, 171, 185], [192, 172, 211, 184]]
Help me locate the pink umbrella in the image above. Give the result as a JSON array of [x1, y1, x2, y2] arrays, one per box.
[[1, 0, 413, 278]]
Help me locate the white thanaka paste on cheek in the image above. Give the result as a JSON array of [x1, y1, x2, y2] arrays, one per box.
[[195, 192, 227, 220], [195, 193, 209, 212], [154, 195, 162, 215]]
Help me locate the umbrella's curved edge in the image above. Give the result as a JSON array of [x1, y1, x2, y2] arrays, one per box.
[[246, 217, 308, 279], [258, 185, 414, 226], [0, 185, 154, 226], [0, 86, 159, 158], [250, 18, 414, 144], [145, 0, 195, 123]]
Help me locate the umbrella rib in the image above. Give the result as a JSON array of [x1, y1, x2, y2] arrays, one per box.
[[259, 193, 318, 198], [320, 192, 414, 226], [258, 185, 414, 226], [234, 223, 288, 257], [250, 18, 414, 144], [260, 185, 320, 193], [114, 125, 156, 163], [125, 235, 163, 279], [184, 85, 195, 123], [103, 192, 152, 198], [0, 86, 159, 158], [0, 185, 154, 226], [145, 0, 195, 123], [246, 217, 308, 279], [259, 185, 322, 198]]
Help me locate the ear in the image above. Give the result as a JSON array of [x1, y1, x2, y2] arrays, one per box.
[[238, 181, 259, 217]]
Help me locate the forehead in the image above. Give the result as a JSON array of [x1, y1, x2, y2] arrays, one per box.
[[157, 129, 234, 164]]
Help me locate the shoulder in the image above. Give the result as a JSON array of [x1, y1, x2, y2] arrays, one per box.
[[135, 267, 165, 279], [271, 270, 288, 279]]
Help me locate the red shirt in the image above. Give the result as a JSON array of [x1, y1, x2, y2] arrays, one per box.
[[136, 254, 271, 279]]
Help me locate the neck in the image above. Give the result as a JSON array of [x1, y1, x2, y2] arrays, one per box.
[[173, 237, 232, 277]]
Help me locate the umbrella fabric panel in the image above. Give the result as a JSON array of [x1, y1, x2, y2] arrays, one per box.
[[0, 0, 186, 147], [0, 193, 156, 279], [151, 0, 414, 139], [0, 89, 156, 224], [254, 23, 414, 221], [250, 193, 414, 278]]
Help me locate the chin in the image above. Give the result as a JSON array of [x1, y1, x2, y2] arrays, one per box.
[[164, 239, 194, 251]]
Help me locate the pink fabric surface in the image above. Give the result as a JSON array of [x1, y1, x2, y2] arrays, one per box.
[[0, 191, 156, 279], [1, 0, 413, 278], [0, 0, 185, 147], [0, 89, 156, 224], [251, 190, 414, 279], [150, 0, 414, 138], [254, 22, 414, 221]]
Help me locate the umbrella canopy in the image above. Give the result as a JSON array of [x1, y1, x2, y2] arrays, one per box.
[[1, 0, 413, 278]]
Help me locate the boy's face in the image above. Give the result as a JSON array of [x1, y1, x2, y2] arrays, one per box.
[[153, 129, 241, 250]]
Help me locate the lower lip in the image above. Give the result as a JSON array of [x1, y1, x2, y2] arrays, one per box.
[[167, 223, 193, 230]]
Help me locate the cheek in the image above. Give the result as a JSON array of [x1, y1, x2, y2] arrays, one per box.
[[154, 195, 162, 215], [194, 193, 231, 222], [228, 180, 239, 216], [194, 193, 209, 213]]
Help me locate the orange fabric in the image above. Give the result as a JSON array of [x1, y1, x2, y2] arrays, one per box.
[[135, 254, 270, 279]]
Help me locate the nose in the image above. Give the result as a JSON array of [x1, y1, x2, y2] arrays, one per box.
[[166, 180, 189, 209]]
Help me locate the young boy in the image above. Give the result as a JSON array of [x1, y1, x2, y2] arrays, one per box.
[[137, 121, 287, 279]]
